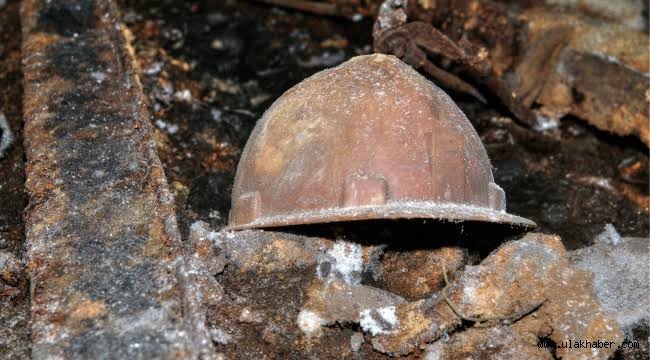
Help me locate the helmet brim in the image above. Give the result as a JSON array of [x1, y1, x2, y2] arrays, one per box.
[[227, 201, 536, 232]]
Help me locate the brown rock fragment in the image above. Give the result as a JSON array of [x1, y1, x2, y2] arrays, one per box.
[[448, 233, 624, 359], [367, 297, 460, 356], [298, 279, 406, 336], [424, 325, 554, 360], [378, 247, 467, 300]]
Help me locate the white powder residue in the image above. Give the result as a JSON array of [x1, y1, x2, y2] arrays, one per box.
[[317, 241, 363, 285], [596, 223, 621, 245], [210, 327, 231, 345], [189, 221, 221, 247], [359, 306, 399, 336], [297, 309, 326, 338]]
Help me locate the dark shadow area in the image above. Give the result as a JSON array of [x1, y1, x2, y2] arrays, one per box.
[[0, 0, 30, 358], [273, 218, 527, 258]]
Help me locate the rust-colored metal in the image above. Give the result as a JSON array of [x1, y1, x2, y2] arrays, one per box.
[[373, 0, 650, 145], [228, 54, 535, 230], [21, 0, 213, 358]]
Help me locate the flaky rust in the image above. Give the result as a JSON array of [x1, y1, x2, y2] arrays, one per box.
[[21, 0, 213, 358]]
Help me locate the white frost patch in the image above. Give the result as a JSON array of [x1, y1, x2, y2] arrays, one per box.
[[145, 62, 163, 75], [595, 223, 621, 245], [424, 342, 445, 360], [297, 309, 326, 338], [359, 306, 399, 336], [317, 241, 363, 285], [572, 236, 649, 330]]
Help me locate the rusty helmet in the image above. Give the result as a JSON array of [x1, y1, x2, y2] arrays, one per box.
[[228, 54, 535, 231]]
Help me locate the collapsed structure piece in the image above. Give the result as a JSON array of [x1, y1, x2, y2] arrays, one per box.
[[21, 0, 213, 358], [229, 54, 535, 231]]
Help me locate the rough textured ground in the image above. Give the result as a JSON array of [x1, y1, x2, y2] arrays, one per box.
[[0, 0, 647, 358]]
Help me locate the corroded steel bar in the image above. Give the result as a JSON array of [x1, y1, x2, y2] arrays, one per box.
[[21, 0, 213, 358]]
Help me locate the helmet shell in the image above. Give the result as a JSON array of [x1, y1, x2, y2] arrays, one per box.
[[228, 54, 535, 231]]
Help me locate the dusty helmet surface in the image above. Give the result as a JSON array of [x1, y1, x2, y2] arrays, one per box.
[[228, 54, 535, 231]]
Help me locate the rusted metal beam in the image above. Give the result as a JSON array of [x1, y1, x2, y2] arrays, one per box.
[[21, 0, 213, 358]]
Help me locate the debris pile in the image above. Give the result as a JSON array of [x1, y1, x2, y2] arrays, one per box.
[[1, 0, 646, 358], [373, 0, 650, 145], [202, 227, 625, 359]]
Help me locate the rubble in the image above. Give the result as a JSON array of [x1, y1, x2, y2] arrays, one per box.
[[447, 233, 624, 359], [299, 279, 406, 334], [186, 221, 226, 306], [3, 0, 644, 358], [367, 297, 460, 356], [21, 0, 213, 358], [373, 0, 650, 145], [206, 219, 628, 358]]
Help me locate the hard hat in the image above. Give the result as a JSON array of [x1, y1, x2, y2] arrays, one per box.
[[228, 54, 535, 231]]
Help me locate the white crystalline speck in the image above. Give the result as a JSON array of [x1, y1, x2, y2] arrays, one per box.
[[297, 309, 325, 337], [318, 241, 363, 285], [359, 306, 399, 336], [90, 71, 106, 83]]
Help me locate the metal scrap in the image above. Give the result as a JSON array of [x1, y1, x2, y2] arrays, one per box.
[[21, 0, 213, 358]]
